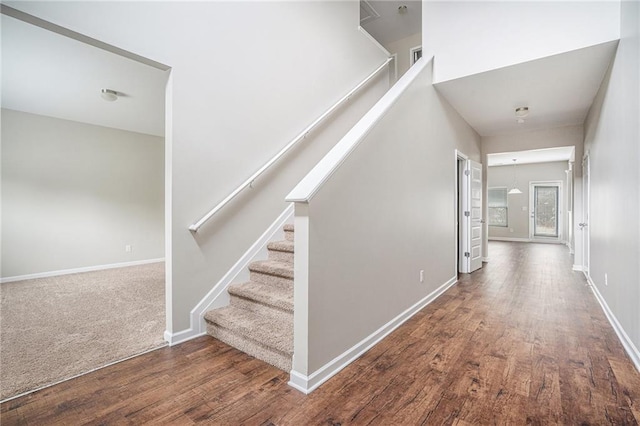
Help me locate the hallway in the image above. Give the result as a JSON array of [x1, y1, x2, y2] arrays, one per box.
[[2, 242, 639, 424]]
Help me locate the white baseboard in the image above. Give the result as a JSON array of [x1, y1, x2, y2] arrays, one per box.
[[0, 258, 165, 284], [288, 275, 458, 394], [586, 275, 640, 373], [167, 205, 295, 347], [163, 329, 205, 346], [489, 237, 531, 242], [572, 264, 584, 272], [489, 237, 564, 245], [482, 257, 489, 263]]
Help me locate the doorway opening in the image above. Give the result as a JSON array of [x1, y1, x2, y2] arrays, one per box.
[[0, 6, 172, 402]]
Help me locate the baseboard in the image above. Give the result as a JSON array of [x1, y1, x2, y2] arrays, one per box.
[[482, 257, 489, 263], [586, 275, 640, 373], [489, 237, 564, 245], [288, 275, 458, 394], [572, 264, 584, 272], [184, 204, 295, 342], [0, 258, 165, 284], [163, 329, 205, 346], [489, 237, 531, 242]]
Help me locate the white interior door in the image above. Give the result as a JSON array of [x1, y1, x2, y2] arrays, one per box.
[[459, 158, 483, 273], [581, 154, 590, 276], [469, 160, 483, 272]]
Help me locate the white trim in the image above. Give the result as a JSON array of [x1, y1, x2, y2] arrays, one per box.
[[286, 57, 429, 203], [167, 205, 295, 346], [1, 258, 165, 284], [163, 328, 204, 346], [482, 257, 490, 262], [288, 275, 458, 394], [489, 237, 531, 243], [587, 276, 640, 373], [358, 26, 390, 57], [359, 1, 380, 25], [572, 265, 584, 272]]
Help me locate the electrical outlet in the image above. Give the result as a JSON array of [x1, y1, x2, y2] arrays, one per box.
[[419, 270, 424, 283], [125, 245, 132, 252], [605, 273, 608, 286]]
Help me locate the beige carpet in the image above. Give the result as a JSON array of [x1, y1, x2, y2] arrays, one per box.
[[0, 262, 166, 401]]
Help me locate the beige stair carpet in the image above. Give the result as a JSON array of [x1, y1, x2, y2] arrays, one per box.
[[0, 262, 166, 401], [205, 224, 294, 372]]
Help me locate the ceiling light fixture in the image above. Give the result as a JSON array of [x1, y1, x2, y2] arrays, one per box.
[[398, 5, 408, 14], [515, 106, 529, 124], [508, 159, 523, 195], [101, 89, 118, 102]]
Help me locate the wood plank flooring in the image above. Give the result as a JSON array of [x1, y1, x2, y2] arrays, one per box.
[[2, 242, 639, 425]]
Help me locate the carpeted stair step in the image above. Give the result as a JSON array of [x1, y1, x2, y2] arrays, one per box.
[[267, 240, 294, 264], [204, 306, 292, 371], [284, 223, 294, 242], [249, 260, 293, 289], [228, 281, 293, 321]]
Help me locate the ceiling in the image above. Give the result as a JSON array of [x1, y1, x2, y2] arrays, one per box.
[[360, 0, 421, 45], [488, 146, 575, 167], [1, 14, 167, 137], [434, 41, 618, 138]]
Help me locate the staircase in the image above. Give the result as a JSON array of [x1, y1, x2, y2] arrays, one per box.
[[204, 224, 294, 371]]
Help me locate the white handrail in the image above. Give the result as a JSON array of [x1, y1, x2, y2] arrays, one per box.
[[286, 57, 428, 204], [189, 57, 392, 232]]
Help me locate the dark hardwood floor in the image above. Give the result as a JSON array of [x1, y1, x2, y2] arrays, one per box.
[[2, 242, 639, 425]]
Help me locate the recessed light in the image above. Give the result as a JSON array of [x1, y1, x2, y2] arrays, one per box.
[[101, 89, 118, 102]]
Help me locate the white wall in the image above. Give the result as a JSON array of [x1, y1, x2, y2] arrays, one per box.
[[1, 109, 164, 278], [383, 32, 421, 82], [8, 2, 391, 333], [299, 59, 480, 374], [583, 0, 640, 361], [488, 162, 569, 241], [423, 1, 620, 82]]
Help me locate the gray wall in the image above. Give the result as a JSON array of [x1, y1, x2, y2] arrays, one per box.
[[9, 1, 391, 332], [303, 60, 481, 372], [583, 0, 640, 356], [488, 161, 569, 241], [1, 109, 164, 278], [383, 32, 422, 81]]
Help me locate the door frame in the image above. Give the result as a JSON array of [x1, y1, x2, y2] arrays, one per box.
[[528, 180, 563, 242]]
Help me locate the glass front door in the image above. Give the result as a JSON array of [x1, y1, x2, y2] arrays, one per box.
[[533, 186, 559, 237]]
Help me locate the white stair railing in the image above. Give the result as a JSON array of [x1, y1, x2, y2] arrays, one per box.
[[189, 57, 392, 232]]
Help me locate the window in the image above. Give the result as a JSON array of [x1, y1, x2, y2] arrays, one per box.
[[488, 187, 508, 227], [409, 46, 422, 67]]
